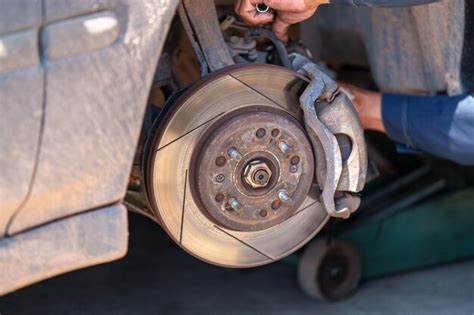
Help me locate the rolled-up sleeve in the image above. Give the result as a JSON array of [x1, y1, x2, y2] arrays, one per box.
[[382, 94, 474, 165]]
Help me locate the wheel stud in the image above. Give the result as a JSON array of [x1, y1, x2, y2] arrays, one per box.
[[278, 190, 292, 203], [278, 141, 292, 154], [227, 198, 242, 211], [227, 147, 242, 160]]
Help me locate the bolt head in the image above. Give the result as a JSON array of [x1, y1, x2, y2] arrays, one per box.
[[215, 174, 225, 183]]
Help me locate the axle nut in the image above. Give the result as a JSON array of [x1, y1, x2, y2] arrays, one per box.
[[243, 160, 273, 189]]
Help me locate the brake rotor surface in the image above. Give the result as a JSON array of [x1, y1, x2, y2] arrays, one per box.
[[147, 64, 329, 267]]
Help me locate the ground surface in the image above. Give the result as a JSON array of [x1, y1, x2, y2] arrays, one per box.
[[1, 213, 473, 315]]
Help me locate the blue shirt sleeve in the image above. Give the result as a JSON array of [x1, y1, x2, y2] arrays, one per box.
[[382, 94, 474, 165]]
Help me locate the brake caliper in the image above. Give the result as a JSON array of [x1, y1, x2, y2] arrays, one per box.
[[291, 53, 367, 219]]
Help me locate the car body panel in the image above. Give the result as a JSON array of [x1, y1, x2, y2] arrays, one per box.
[[0, 204, 128, 296], [2, 0, 179, 235], [0, 0, 178, 294], [0, 0, 43, 237]]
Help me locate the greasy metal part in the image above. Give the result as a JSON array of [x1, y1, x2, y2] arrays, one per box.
[[223, 19, 290, 68], [190, 107, 314, 232], [181, 0, 234, 72], [220, 16, 236, 31], [246, 28, 291, 68], [146, 64, 329, 267], [291, 53, 367, 219], [229, 36, 259, 62]]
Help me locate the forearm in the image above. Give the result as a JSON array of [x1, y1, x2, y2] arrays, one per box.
[[329, 0, 440, 7], [382, 94, 474, 165]]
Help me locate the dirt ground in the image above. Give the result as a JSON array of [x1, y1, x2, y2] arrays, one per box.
[[1, 212, 473, 315]]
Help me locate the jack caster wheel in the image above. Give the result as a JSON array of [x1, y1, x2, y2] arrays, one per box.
[[298, 239, 361, 301]]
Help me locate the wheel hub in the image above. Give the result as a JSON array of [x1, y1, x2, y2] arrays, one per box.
[[191, 108, 314, 232]]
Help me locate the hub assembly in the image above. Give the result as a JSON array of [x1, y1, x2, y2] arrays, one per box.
[[191, 107, 314, 232], [146, 65, 330, 267]]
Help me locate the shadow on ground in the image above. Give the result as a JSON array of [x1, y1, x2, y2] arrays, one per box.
[[1, 213, 473, 314]]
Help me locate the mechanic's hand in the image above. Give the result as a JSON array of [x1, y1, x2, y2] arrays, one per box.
[[234, 0, 329, 42], [338, 83, 385, 133]]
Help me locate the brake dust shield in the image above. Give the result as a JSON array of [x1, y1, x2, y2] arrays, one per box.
[[146, 65, 329, 268]]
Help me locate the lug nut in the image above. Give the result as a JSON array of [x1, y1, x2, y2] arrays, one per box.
[[278, 190, 291, 203], [227, 147, 242, 160], [278, 141, 292, 154]]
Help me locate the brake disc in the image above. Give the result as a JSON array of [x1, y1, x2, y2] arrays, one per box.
[[146, 64, 329, 267]]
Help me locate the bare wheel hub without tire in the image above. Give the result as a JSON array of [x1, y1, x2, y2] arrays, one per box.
[[191, 107, 314, 232], [146, 65, 329, 267]]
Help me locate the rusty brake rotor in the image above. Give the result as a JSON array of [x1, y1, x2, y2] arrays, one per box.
[[146, 64, 329, 268]]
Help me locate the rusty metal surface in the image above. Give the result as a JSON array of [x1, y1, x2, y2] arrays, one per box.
[[146, 64, 329, 267], [0, 204, 128, 296], [302, 0, 465, 94], [190, 107, 314, 232]]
